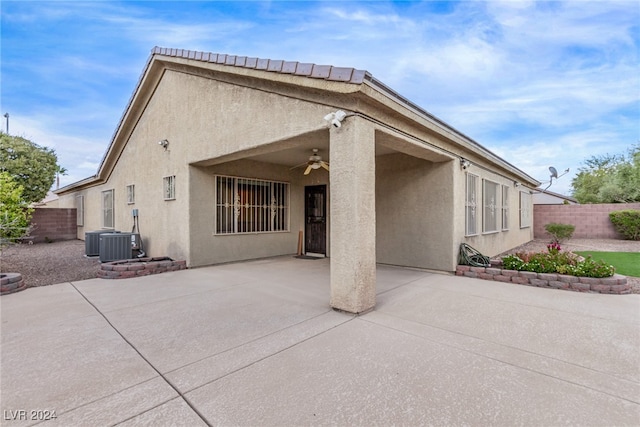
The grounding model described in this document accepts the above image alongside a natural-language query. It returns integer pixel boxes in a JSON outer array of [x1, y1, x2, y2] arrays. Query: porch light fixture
[[158, 139, 169, 149], [460, 158, 471, 170], [323, 110, 347, 128]]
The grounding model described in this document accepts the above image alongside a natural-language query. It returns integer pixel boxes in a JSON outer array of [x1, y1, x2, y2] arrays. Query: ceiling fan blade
[[320, 161, 330, 171], [304, 165, 313, 175], [290, 162, 308, 170]]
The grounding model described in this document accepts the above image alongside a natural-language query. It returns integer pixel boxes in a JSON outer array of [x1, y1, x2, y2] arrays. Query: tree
[[0, 133, 58, 203], [55, 165, 68, 190], [0, 172, 33, 246], [571, 145, 640, 204]]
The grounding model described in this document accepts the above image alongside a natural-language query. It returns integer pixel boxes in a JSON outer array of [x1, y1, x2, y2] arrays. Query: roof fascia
[[361, 76, 540, 187]]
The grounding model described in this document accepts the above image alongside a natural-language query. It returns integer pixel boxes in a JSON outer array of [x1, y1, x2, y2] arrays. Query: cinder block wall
[[29, 208, 77, 243], [534, 203, 640, 239]]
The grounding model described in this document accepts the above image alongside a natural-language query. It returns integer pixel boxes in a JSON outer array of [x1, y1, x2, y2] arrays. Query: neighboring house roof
[[56, 46, 540, 194], [31, 191, 59, 207], [533, 189, 578, 204]]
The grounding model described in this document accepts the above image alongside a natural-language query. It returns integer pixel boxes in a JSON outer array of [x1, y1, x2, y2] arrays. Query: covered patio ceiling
[[191, 126, 452, 170]]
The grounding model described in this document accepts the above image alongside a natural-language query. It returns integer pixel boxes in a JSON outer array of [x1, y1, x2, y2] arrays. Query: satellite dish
[[549, 166, 558, 179]]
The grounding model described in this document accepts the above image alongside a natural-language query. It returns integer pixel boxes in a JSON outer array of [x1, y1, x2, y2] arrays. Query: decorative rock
[[518, 271, 538, 280], [0, 273, 27, 296], [558, 274, 579, 283], [98, 257, 187, 279], [591, 284, 611, 293], [501, 269, 519, 277], [538, 273, 558, 281], [530, 279, 548, 287], [511, 276, 529, 285], [570, 283, 591, 292], [457, 265, 630, 295]]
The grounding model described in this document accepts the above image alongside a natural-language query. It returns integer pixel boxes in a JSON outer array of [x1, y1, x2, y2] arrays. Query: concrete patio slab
[[2, 256, 639, 426], [1, 284, 159, 426], [376, 275, 640, 383], [44, 377, 178, 427], [186, 317, 638, 426]]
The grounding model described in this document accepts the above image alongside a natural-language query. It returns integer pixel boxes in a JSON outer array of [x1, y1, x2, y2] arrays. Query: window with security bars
[[483, 180, 499, 233], [102, 189, 114, 228], [215, 176, 289, 234], [502, 185, 509, 230], [520, 191, 532, 228], [465, 173, 478, 236], [127, 184, 135, 204], [163, 176, 175, 200]]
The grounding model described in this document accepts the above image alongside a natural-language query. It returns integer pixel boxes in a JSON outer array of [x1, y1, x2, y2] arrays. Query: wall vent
[[99, 232, 133, 263]]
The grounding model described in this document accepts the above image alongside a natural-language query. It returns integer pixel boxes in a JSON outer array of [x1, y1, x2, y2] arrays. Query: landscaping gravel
[[1, 240, 100, 287], [1, 238, 638, 293]]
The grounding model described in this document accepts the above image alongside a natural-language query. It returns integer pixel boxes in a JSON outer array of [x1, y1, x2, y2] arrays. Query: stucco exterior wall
[[189, 159, 330, 267], [59, 69, 333, 265], [375, 152, 455, 271], [57, 56, 538, 273], [458, 168, 534, 260]]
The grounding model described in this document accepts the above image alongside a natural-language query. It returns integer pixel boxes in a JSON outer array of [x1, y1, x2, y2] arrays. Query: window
[[502, 185, 509, 230], [465, 173, 478, 236], [126, 184, 135, 204], [520, 191, 532, 228], [76, 195, 84, 227], [163, 176, 175, 200], [215, 175, 289, 234], [483, 179, 499, 233], [102, 189, 114, 228]]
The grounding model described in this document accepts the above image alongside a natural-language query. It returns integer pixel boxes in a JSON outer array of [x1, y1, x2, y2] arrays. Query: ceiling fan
[[292, 148, 330, 175]]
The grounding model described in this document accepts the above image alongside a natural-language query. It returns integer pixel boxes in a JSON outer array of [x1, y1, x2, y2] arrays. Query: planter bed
[[1, 273, 27, 295], [98, 257, 187, 279], [456, 261, 630, 294]]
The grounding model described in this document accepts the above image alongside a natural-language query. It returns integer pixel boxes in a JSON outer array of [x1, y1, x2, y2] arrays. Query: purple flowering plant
[[547, 242, 561, 255]]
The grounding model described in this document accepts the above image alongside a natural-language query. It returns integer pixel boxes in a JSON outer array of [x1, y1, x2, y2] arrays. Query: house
[[532, 189, 578, 205], [56, 47, 540, 314]]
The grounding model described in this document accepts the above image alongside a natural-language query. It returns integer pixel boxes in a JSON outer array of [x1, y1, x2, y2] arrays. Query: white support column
[[329, 116, 376, 314]]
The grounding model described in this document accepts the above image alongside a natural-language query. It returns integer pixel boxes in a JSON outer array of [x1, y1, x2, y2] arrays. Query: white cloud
[[2, 0, 637, 197], [10, 116, 109, 185]]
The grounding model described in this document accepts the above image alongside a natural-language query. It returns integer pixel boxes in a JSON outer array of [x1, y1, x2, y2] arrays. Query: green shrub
[[609, 209, 640, 240], [0, 172, 33, 246], [544, 223, 576, 243], [556, 256, 615, 278], [502, 254, 524, 270], [501, 251, 613, 278]]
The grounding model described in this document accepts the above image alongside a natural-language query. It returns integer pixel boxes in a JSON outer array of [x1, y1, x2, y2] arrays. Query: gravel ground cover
[[1, 238, 638, 293], [1, 240, 100, 287]]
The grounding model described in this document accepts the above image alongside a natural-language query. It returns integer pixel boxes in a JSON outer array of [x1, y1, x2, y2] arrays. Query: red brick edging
[[456, 265, 630, 294], [1, 273, 27, 295], [98, 257, 187, 279]]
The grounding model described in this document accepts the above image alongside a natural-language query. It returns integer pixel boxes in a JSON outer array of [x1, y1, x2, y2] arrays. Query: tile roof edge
[[151, 46, 371, 84]]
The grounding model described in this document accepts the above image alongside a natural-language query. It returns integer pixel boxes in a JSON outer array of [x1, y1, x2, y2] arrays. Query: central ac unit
[[99, 232, 133, 263], [85, 230, 119, 256]]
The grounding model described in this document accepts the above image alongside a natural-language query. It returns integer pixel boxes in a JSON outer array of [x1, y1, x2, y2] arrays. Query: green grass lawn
[[575, 252, 640, 277]]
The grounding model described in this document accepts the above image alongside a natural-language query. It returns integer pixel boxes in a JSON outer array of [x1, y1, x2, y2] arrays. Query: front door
[[305, 185, 326, 255]]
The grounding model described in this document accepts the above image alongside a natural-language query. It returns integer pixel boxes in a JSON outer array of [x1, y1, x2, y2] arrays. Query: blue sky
[[2, 1, 638, 195]]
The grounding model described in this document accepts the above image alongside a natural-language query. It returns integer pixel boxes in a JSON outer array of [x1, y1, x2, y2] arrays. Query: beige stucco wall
[[58, 59, 536, 272], [188, 159, 330, 267], [456, 167, 534, 261], [59, 68, 334, 264], [376, 152, 455, 271]]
